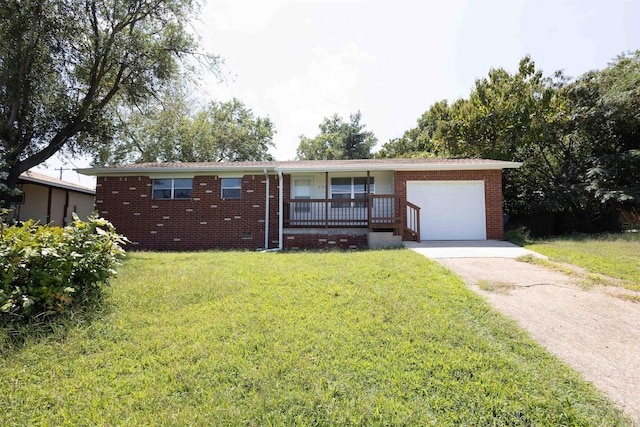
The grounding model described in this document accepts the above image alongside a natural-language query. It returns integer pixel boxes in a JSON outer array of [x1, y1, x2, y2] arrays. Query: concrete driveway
[[407, 240, 640, 424], [404, 240, 544, 259]]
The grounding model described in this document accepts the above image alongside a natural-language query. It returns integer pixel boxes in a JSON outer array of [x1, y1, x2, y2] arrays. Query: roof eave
[[20, 176, 96, 194], [276, 161, 523, 173], [76, 166, 277, 176], [78, 161, 523, 176]]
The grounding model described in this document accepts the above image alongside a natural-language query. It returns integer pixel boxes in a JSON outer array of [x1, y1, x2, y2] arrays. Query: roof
[[19, 171, 96, 195], [78, 158, 522, 176]]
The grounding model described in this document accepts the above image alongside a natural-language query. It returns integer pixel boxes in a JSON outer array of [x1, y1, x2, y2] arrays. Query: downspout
[[264, 168, 269, 250], [63, 190, 70, 226], [46, 187, 53, 224], [262, 169, 283, 252]]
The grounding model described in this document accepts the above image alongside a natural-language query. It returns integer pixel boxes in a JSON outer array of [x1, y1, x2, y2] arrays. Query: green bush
[[0, 213, 127, 323], [503, 227, 533, 246]]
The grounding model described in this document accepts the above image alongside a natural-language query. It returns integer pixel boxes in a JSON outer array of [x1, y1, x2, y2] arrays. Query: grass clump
[[525, 233, 640, 291], [610, 293, 640, 303], [504, 227, 534, 246], [516, 254, 585, 279], [477, 280, 517, 294], [0, 250, 632, 426], [516, 254, 576, 275], [516, 254, 629, 290]]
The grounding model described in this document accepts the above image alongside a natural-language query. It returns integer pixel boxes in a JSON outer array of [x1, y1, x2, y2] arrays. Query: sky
[[38, 0, 639, 187]]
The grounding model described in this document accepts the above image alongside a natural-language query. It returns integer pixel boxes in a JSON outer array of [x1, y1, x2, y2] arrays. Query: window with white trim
[[221, 178, 242, 199], [152, 179, 192, 199], [331, 177, 374, 208]]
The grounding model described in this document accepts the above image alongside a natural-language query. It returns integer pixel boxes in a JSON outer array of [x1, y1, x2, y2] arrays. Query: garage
[[406, 180, 487, 240]]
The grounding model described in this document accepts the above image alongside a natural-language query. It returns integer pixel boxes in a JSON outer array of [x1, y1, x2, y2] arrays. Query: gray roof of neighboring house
[[78, 158, 522, 176], [19, 171, 96, 195]]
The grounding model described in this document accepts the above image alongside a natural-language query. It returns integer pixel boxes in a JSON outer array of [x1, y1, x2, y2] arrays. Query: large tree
[[0, 0, 214, 208], [94, 94, 275, 165], [296, 111, 377, 160], [377, 52, 640, 232], [376, 100, 451, 159], [564, 52, 640, 209]]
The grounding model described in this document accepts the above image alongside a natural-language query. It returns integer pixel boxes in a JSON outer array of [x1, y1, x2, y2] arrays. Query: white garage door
[[406, 181, 486, 240]]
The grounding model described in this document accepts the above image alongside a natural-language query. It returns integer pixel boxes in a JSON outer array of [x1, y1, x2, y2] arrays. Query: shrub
[[503, 227, 533, 246], [0, 213, 127, 323]]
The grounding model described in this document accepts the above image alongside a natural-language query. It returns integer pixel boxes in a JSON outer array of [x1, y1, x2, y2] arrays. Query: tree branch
[[17, 121, 88, 173]]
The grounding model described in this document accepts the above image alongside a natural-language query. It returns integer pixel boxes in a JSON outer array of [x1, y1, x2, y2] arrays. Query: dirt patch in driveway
[[437, 257, 640, 425]]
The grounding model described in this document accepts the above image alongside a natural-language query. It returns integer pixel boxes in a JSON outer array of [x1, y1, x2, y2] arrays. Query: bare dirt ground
[[436, 257, 640, 425]]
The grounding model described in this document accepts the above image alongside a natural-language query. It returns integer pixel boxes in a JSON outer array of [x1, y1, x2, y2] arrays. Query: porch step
[[368, 231, 402, 249]]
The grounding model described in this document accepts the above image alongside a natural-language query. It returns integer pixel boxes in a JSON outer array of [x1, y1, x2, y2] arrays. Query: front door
[[291, 177, 313, 224]]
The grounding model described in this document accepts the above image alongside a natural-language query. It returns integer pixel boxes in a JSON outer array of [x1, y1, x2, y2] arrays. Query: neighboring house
[[78, 158, 522, 250], [10, 171, 96, 226]]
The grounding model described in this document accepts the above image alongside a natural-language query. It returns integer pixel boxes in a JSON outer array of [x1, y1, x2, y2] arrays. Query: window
[[221, 178, 242, 199], [152, 179, 192, 199], [331, 177, 374, 208]]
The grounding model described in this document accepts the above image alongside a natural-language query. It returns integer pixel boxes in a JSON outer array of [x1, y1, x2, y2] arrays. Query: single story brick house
[[10, 171, 95, 226], [78, 158, 521, 250]]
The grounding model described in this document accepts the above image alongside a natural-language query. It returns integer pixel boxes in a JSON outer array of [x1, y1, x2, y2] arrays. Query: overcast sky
[[39, 0, 639, 186]]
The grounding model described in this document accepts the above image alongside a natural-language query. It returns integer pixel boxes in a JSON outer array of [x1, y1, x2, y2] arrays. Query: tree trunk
[[0, 162, 22, 210]]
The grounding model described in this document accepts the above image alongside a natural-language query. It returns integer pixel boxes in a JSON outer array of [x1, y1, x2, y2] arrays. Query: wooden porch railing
[[284, 195, 420, 241], [404, 200, 421, 241]]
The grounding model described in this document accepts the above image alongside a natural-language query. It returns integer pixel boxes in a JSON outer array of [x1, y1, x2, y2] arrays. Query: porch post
[[264, 168, 270, 249], [366, 171, 371, 230], [278, 170, 283, 250], [325, 172, 329, 229]]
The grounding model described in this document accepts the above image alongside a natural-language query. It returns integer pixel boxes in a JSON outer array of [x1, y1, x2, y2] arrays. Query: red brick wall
[[394, 170, 504, 239], [96, 174, 280, 251], [96, 169, 506, 250], [283, 174, 291, 200], [283, 232, 367, 249]]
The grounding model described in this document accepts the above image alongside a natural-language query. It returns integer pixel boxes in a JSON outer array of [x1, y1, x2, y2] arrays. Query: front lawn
[[0, 250, 631, 425], [526, 233, 640, 287]]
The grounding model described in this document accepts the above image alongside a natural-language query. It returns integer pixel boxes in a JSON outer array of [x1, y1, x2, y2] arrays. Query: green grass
[[525, 233, 640, 290], [477, 280, 517, 294], [0, 250, 632, 426], [611, 293, 640, 303]]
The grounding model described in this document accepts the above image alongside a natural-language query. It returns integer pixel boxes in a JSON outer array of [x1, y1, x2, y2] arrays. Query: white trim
[[77, 166, 272, 176], [276, 162, 521, 173], [330, 176, 375, 198], [77, 160, 523, 176], [151, 178, 193, 200]]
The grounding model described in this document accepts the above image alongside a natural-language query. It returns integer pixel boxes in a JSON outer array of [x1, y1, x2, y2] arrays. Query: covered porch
[[283, 194, 420, 241]]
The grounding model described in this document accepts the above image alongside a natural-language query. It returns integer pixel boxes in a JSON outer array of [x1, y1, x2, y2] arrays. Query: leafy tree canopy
[[564, 52, 640, 207], [0, 0, 216, 207], [296, 111, 377, 160], [94, 91, 275, 165], [377, 52, 640, 230]]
